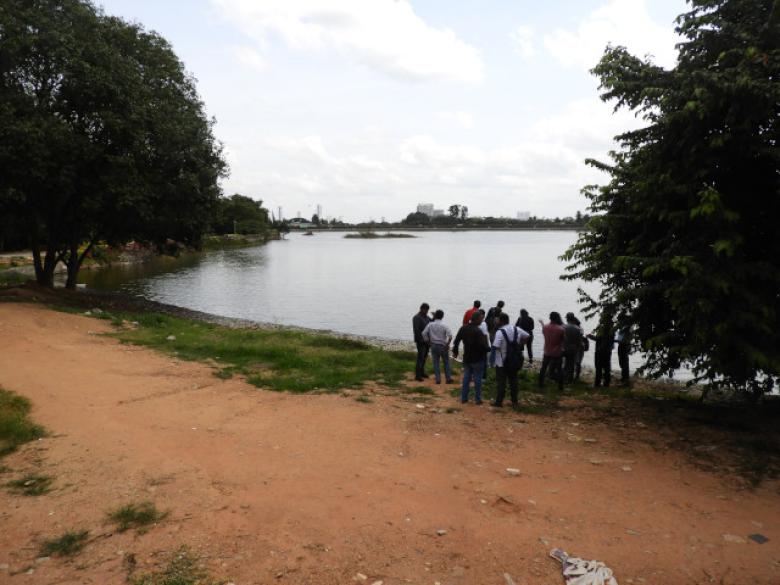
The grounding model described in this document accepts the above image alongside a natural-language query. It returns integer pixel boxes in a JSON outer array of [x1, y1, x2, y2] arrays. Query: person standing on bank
[[616, 327, 631, 386], [516, 308, 535, 364], [490, 313, 530, 408], [412, 303, 432, 381], [477, 308, 490, 381], [538, 312, 565, 390], [485, 300, 505, 342], [453, 312, 490, 405], [563, 312, 585, 383], [587, 312, 614, 388], [463, 300, 481, 326], [422, 309, 454, 384]]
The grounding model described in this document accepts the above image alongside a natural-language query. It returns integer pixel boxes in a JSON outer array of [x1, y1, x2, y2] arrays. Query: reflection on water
[[80, 231, 654, 373]]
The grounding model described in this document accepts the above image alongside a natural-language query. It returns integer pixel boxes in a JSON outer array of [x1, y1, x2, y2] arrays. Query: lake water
[[80, 230, 646, 372]]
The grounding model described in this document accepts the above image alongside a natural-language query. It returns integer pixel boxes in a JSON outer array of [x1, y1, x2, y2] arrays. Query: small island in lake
[[344, 232, 416, 239]]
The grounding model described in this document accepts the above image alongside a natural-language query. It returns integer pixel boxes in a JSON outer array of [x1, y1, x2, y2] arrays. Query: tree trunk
[[31, 242, 45, 284], [65, 240, 93, 290], [65, 242, 79, 289], [32, 242, 58, 288]]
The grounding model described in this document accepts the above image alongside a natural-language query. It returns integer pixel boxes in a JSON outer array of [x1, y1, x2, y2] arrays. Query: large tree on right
[[563, 0, 780, 398]]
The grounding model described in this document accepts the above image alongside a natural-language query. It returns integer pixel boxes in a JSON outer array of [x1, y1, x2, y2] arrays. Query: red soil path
[[0, 303, 777, 584]]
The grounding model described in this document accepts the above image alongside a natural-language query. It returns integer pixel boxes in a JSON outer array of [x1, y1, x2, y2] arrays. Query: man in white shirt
[[422, 309, 454, 384], [490, 313, 530, 408], [477, 309, 490, 381]]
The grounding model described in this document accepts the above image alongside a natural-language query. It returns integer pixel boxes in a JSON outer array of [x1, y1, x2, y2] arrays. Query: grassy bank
[[202, 233, 276, 250], [0, 387, 45, 458], [82, 310, 415, 393]]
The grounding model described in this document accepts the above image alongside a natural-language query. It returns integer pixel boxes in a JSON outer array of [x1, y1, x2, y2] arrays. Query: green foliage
[[0, 387, 45, 457], [0, 0, 226, 288], [108, 501, 168, 532], [131, 547, 221, 585], [40, 530, 90, 557], [401, 211, 431, 226], [563, 0, 780, 397], [6, 473, 53, 496], [107, 312, 415, 392], [212, 194, 269, 235]]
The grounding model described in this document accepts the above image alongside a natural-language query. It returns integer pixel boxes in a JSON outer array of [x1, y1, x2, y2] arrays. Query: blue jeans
[[430, 344, 451, 383], [461, 359, 486, 403]]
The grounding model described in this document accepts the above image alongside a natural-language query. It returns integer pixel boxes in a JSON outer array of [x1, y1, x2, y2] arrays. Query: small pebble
[[436, 529, 447, 536], [722, 534, 747, 544]]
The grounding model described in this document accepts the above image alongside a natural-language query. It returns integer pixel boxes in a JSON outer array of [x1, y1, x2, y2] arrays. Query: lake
[[80, 230, 646, 372]]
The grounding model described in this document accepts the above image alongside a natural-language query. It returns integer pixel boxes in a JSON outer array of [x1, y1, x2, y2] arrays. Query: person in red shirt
[[538, 311, 565, 390], [462, 300, 481, 326]]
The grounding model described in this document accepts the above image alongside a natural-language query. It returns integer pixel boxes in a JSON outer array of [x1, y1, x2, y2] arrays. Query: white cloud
[[233, 45, 268, 72], [212, 0, 484, 83], [543, 0, 680, 70], [221, 93, 647, 221], [435, 110, 475, 129], [510, 25, 535, 60]]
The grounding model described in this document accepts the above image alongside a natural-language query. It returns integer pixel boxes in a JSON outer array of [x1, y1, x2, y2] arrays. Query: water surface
[[81, 230, 648, 371]]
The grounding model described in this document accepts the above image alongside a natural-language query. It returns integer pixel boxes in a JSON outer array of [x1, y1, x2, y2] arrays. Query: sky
[[96, 0, 689, 222]]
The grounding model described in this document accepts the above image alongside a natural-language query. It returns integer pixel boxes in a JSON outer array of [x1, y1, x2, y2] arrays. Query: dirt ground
[[0, 303, 778, 585]]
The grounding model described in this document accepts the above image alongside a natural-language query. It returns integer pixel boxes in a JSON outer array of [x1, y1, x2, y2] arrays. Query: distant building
[[288, 217, 315, 229], [516, 211, 531, 221], [416, 203, 445, 217]]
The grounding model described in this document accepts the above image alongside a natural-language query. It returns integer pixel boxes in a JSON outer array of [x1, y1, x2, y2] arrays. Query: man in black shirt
[[412, 303, 432, 381], [453, 312, 490, 404], [485, 300, 505, 342], [563, 312, 584, 384], [516, 308, 534, 364]]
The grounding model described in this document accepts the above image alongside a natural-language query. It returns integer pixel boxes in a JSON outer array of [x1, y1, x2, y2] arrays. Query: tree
[[213, 194, 269, 235], [460, 206, 468, 221], [562, 0, 780, 397], [402, 212, 431, 226], [0, 0, 226, 288], [448, 204, 460, 219]]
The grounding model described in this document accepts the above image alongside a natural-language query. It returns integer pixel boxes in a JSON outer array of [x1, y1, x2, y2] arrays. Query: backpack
[[500, 327, 523, 372]]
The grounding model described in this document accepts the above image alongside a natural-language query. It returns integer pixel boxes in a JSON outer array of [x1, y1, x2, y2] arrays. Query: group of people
[[412, 300, 631, 408]]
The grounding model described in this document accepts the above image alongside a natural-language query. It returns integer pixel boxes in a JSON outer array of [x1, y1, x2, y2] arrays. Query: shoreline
[[0, 300, 778, 585], [1, 284, 418, 352]]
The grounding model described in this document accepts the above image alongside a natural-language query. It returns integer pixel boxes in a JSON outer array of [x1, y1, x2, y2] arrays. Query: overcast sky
[[97, 0, 687, 222]]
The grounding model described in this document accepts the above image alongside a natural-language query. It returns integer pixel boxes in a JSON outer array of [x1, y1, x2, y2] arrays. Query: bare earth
[[0, 303, 778, 585]]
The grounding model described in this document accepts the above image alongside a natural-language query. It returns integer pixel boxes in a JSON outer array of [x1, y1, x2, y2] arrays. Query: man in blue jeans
[[452, 312, 490, 404], [422, 309, 454, 384]]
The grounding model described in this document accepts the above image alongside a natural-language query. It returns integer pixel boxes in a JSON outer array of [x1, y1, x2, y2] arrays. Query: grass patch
[[40, 530, 89, 557], [131, 547, 221, 585], [0, 271, 28, 287], [101, 311, 415, 393], [108, 501, 168, 532], [0, 387, 45, 457], [6, 473, 53, 496], [402, 386, 435, 395]]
